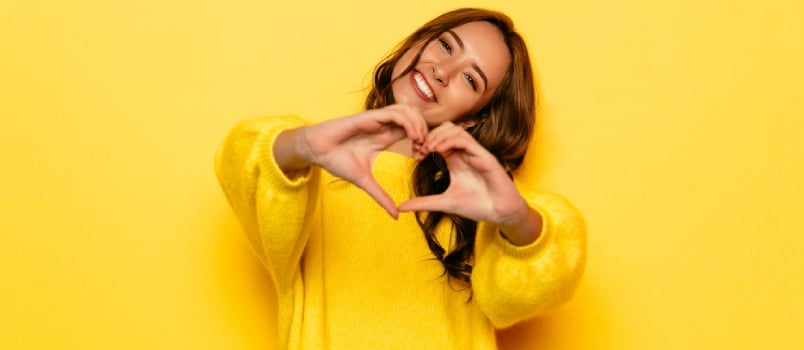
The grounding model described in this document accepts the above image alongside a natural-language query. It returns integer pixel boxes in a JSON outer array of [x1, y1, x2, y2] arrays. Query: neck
[[386, 139, 414, 157]]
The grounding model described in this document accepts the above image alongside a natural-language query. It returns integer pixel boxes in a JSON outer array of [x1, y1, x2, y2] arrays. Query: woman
[[215, 8, 586, 349]]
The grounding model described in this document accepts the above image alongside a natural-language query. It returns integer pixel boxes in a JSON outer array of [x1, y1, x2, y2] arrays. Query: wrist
[[274, 127, 314, 171], [498, 201, 543, 246]]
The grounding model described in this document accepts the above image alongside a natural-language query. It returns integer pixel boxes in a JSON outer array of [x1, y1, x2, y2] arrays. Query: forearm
[[498, 202, 543, 246], [215, 115, 321, 287], [273, 127, 313, 172], [473, 191, 586, 328]]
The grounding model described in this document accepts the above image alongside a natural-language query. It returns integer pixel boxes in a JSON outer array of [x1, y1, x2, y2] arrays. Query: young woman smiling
[[215, 8, 586, 349]]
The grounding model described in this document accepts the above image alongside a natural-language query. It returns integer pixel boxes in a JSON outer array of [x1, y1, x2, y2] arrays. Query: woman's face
[[391, 21, 512, 127]]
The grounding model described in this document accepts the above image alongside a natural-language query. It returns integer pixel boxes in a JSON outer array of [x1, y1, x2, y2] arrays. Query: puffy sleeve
[[214, 115, 320, 291], [472, 179, 587, 328]]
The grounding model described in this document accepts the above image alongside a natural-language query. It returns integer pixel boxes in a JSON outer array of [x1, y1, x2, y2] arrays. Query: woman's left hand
[[398, 122, 529, 229]]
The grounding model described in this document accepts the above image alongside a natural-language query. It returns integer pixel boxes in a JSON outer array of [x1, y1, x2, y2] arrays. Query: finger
[[378, 109, 417, 141], [389, 104, 427, 143], [418, 113, 428, 144], [434, 133, 499, 170], [421, 123, 446, 152], [385, 124, 408, 146], [352, 111, 399, 138], [431, 133, 474, 154], [375, 107, 422, 144], [398, 194, 454, 213], [354, 175, 399, 219], [408, 105, 429, 144], [412, 142, 428, 160], [394, 112, 423, 143], [424, 122, 463, 153], [425, 120, 455, 138]]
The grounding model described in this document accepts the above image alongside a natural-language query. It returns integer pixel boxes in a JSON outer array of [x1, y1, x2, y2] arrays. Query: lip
[[409, 70, 437, 103]]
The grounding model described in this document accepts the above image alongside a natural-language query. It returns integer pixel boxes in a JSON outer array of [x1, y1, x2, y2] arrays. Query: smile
[[410, 70, 436, 102]]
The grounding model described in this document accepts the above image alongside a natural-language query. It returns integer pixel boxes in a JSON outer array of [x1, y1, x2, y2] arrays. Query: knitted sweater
[[214, 115, 587, 349]]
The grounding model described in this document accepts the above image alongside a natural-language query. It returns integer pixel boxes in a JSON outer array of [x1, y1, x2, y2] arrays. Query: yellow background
[[2, 0, 802, 348]]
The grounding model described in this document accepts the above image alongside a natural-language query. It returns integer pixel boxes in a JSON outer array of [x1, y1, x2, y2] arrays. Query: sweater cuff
[[258, 115, 314, 190], [494, 202, 551, 259]]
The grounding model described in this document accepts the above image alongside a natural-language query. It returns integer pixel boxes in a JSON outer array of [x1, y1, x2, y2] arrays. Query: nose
[[432, 60, 460, 86]]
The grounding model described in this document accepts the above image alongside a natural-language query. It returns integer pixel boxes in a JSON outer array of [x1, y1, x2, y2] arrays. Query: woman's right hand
[[273, 104, 428, 218]]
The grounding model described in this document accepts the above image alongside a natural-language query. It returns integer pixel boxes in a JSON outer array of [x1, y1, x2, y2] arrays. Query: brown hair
[[365, 8, 536, 287]]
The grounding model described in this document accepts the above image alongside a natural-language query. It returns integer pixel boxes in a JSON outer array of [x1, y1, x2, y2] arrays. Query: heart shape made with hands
[[301, 104, 521, 224], [358, 122, 519, 225]]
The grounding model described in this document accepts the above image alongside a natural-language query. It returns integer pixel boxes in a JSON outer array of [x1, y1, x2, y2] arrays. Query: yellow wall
[[2, 0, 802, 348]]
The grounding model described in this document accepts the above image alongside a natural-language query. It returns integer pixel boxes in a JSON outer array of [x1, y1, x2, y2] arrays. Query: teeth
[[414, 72, 434, 99]]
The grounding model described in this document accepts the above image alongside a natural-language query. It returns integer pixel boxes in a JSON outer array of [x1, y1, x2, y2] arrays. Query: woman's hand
[[398, 122, 542, 245], [274, 104, 428, 218]]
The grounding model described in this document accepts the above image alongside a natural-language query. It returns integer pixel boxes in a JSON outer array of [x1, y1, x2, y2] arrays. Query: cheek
[[419, 43, 442, 62], [444, 88, 482, 114], [391, 78, 416, 106], [420, 97, 474, 125], [391, 58, 408, 79], [392, 43, 427, 78]]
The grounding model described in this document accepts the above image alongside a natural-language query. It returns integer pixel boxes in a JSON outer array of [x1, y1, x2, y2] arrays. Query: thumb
[[354, 176, 399, 219], [398, 194, 453, 213]]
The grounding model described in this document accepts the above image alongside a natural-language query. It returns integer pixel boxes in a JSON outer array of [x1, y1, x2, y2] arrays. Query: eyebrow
[[446, 30, 489, 91]]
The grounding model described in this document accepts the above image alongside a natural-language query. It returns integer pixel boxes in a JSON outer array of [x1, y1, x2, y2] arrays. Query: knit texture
[[214, 115, 587, 349]]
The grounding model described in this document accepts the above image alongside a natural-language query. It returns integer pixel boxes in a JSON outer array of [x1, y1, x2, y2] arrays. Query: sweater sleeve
[[214, 115, 320, 291], [471, 179, 587, 329]]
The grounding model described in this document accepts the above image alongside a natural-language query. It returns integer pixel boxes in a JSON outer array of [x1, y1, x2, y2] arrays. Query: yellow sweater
[[214, 115, 587, 349]]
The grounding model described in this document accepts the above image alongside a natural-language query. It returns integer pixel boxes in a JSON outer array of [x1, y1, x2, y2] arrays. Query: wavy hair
[[365, 8, 536, 287]]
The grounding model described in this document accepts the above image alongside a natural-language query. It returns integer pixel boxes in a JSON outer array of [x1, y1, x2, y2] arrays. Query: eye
[[438, 38, 452, 55], [464, 73, 477, 91]]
